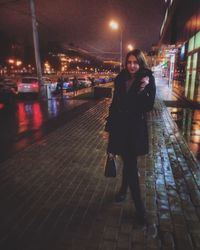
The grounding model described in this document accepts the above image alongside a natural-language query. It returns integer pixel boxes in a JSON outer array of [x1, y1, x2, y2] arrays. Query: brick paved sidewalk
[[0, 89, 200, 249]]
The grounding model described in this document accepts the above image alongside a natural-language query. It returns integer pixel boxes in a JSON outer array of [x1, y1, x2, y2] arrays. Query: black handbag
[[104, 156, 117, 177]]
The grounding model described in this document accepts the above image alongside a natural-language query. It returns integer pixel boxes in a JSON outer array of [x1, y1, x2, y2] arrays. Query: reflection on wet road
[[0, 97, 87, 162], [168, 107, 200, 162], [156, 77, 200, 164], [18, 102, 42, 133]]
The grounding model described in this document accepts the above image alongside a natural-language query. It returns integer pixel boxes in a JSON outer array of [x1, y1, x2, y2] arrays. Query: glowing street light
[[109, 20, 123, 71], [16, 60, 22, 66], [8, 59, 15, 64], [109, 20, 119, 30], [127, 44, 134, 51]]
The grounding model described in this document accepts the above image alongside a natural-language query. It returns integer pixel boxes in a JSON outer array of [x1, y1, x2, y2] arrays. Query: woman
[[104, 49, 156, 225]]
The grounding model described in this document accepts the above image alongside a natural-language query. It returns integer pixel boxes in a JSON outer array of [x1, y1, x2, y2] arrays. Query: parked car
[[77, 77, 92, 88], [0, 78, 18, 105], [18, 76, 55, 97], [18, 76, 39, 96], [62, 78, 73, 91], [94, 77, 106, 84]]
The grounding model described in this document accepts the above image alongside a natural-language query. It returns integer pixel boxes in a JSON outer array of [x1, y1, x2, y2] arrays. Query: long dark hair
[[125, 49, 149, 70]]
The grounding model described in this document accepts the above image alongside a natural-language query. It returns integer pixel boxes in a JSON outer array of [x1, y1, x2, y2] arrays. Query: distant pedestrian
[[56, 74, 65, 94], [72, 76, 78, 96], [104, 49, 156, 227], [89, 77, 95, 87]]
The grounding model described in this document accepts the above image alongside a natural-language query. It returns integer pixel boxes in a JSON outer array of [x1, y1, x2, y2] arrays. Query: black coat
[[105, 68, 156, 156]]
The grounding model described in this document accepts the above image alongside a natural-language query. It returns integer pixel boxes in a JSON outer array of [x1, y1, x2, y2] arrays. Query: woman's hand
[[139, 76, 149, 91], [102, 132, 115, 158]]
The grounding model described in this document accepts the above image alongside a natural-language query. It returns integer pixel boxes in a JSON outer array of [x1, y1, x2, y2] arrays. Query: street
[[0, 77, 200, 249], [1, 78, 200, 166], [0, 90, 94, 162]]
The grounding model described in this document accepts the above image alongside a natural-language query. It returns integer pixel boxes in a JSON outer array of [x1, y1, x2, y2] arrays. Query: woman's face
[[127, 55, 140, 75]]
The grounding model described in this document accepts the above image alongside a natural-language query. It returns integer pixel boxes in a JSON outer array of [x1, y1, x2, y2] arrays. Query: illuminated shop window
[[190, 70, 197, 99], [188, 32, 200, 53], [191, 53, 197, 99], [187, 55, 191, 69], [188, 36, 195, 52], [194, 31, 200, 50], [185, 55, 191, 98], [185, 71, 190, 97], [192, 53, 198, 69], [190, 53, 198, 101], [197, 52, 200, 95], [183, 29, 200, 102]]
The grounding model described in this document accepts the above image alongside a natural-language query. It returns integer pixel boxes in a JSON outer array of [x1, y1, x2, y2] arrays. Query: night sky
[[0, 0, 165, 59]]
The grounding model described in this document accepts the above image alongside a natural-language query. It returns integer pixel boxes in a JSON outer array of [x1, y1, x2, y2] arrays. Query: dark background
[[0, 0, 165, 58]]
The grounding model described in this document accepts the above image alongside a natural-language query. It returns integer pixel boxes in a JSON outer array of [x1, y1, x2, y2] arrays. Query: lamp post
[[109, 20, 123, 71], [29, 0, 43, 88]]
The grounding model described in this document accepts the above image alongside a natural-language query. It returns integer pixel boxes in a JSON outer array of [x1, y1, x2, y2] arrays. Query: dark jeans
[[120, 152, 145, 215]]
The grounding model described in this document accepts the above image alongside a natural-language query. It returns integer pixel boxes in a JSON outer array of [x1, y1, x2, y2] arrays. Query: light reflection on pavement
[[167, 107, 200, 162], [0, 96, 88, 162], [15, 97, 87, 133], [155, 77, 200, 163]]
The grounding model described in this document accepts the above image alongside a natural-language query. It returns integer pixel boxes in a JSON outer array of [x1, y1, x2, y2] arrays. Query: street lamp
[[109, 20, 123, 71], [127, 44, 134, 51]]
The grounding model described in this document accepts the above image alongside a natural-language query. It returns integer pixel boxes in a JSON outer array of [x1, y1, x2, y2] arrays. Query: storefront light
[[191, 135, 200, 143], [193, 129, 200, 136]]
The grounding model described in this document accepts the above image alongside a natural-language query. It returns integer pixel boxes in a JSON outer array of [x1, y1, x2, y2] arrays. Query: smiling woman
[[104, 48, 156, 227]]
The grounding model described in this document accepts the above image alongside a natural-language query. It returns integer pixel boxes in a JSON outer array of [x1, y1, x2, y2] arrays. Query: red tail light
[[31, 82, 39, 88], [0, 103, 5, 109]]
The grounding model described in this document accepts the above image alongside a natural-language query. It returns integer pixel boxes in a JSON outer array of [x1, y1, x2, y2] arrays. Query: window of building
[[194, 31, 200, 50], [188, 36, 195, 52], [190, 56, 197, 99]]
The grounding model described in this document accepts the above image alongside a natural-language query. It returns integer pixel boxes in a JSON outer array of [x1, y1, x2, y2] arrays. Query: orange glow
[[193, 110, 200, 119], [171, 108, 178, 112], [109, 20, 119, 30], [189, 142, 199, 154], [16, 60, 22, 66], [191, 135, 200, 143], [127, 44, 134, 51], [192, 124, 200, 131], [194, 129, 200, 136], [186, 15, 200, 31], [8, 59, 15, 64]]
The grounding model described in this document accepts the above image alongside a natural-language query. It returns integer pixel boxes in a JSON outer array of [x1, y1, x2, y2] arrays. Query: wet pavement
[[156, 78, 200, 164], [167, 107, 200, 162], [0, 77, 200, 250], [0, 89, 96, 162]]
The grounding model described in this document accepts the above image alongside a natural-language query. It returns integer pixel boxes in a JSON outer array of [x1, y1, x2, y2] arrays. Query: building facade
[[159, 0, 200, 103]]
